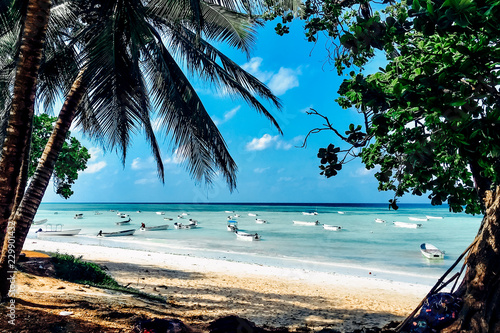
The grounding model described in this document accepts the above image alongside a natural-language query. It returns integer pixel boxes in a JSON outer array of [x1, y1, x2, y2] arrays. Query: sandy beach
[[14, 239, 432, 332]]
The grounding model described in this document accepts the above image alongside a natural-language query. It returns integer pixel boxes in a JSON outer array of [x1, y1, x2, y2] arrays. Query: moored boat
[[36, 224, 81, 237], [248, 213, 257, 216], [420, 243, 445, 259], [255, 218, 267, 224], [74, 213, 83, 219], [140, 224, 169, 231], [408, 217, 428, 222], [393, 221, 422, 229], [426, 215, 444, 220], [302, 211, 318, 216], [374, 218, 386, 223], [173, 221, 197, 229], [235, 231, 261, 241], [323, 224, 342, 231], [115, 218, 132, 225], [227, 220, 238, 232], [98, 229, 136, 237], [293, 220, 320, 226], [156, 212, 165, 215], [33, 219, 48, 225]]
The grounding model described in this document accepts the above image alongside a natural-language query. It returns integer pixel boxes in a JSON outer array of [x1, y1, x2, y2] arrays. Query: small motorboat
[[97, 229, 136, 237], [323, 224, 342, 231], [140, 224, 169, 231], [35, 224, 81, 237], [33, 219, 48, 225], [115, 218, 132, 225], [408, 217, 428, 222], [248, 213, 258, 217], [156, 212, 165, 215], [302, 211, 318, 216], [393, 221, 423, 229], [173, 222, 197, 229], [420, 243, 445, 259], [74, 213, 83, 219], [255, 218, 267, 224], [293, 220, 320, 226], [227, 220, 238, 232], [426, 215, 444, 220], [235, 231, 261, 241], [374, 218, 386, 223]]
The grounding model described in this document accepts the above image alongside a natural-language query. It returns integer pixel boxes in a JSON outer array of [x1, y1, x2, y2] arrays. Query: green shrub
[[51, 253, 119, 288]]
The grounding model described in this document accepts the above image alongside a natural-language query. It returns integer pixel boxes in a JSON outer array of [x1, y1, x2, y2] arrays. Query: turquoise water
[[30, 203, 481, 285]]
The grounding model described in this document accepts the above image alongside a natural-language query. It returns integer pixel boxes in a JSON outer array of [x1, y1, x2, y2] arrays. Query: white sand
[[23, 239, 432, 331]]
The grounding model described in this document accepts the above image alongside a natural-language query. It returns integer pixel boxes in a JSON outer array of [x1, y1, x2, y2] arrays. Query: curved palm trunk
[[441, 186, 500, 332], [0, 0, 51, 250], [0, 70, 85, 300]]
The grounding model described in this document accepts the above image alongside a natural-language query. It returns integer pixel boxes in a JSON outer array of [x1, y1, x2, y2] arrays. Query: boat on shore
[[33, 219, 48, 225], [35, 224, 81, 237], [235, 231, 261, 241], [115, 218, 132, 225], [323, 224, 342, 231], [98, 229, 136, 237], [420, 243, 445, 259], [255, 218, 267, 224], [374, 218, 386, 223], [293, 220, 320, 226], [393, 221, 423, 229], [140, 224, 169, 231]]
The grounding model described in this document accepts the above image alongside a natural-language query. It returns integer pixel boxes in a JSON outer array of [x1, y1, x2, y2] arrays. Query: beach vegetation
[[266, 0, 500, 331], [0, 0, 280, 301]]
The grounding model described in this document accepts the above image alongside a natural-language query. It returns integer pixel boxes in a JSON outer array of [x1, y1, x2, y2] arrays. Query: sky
[[41, 20, 428, 204]]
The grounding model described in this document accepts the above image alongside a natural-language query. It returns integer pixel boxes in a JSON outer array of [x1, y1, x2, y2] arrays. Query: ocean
[[30, 202, 481, 286]]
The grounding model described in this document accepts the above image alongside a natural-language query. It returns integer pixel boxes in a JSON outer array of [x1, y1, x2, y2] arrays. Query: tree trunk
[[0, 0, 51, 250], [441, 186, 500, 332], [0, 70, 84, 301]]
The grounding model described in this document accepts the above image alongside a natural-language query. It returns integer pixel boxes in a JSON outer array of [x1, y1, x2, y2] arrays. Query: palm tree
[[0, 0, 281, 299]]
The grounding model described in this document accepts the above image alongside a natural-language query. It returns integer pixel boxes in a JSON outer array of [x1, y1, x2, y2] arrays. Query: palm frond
[[166, 24, 283, 133], [144, 29, 238, 190]]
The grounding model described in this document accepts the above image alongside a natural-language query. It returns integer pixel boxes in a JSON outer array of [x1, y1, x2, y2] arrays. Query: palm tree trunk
[[0, 70, 84, 301], [0, 0, 51, 252]]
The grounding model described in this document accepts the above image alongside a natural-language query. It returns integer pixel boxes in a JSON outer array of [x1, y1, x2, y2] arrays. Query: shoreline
[[21, 239, 432, 331]]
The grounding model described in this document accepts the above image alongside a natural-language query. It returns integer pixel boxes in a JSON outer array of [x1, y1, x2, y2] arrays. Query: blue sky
[[42, 21, 427, 204]]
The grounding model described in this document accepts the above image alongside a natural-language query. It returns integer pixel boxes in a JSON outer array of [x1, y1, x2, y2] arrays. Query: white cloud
[[246, 134, 278, 151], [134, 177, 157, 185], [254, 167, 270, 173], [245, 134, 299, 151], [88, 147, 103, 162], [351, 167, 376, 177], [268, 67, 300, 95], [83, 161, 107, 174], [213, 106, 241, 126], [241, 57, 273, 82], [278, 177, 293, 182], [131, 157, 155, 170], [241, 57, 300, 96]]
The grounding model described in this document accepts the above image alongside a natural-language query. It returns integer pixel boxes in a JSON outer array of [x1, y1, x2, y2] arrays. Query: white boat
[[426, 215, 444, 220], [393, 221, 422, 229], [225, 210, 234, 213], [119, 213, 129, 218], [35, 224, 81, 237], [227, 220, 238, 232], [337, 211, 345, 214], [293, 220, 320, 226], [140, 224, 169, 231], [98, 229, 136, 237], [408, 217, 428, 221], [234, 214, 240, 217], [173, 222, 197, 229], [164, 217, 173, 221], [33, 219, 48, 225], [235, 231, 261, 241], [374, 218, 386, 223], [248, 213, 258, 216], [181, 212, 189, 216], [302, 211, 318, 216], [156, 212, 165, 215], [323, 224, 342, 231], [74, 213, 83, 219], [115, 218, 132, 225], [255, 218, 267, 224], [420, 243, 445, 259]]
